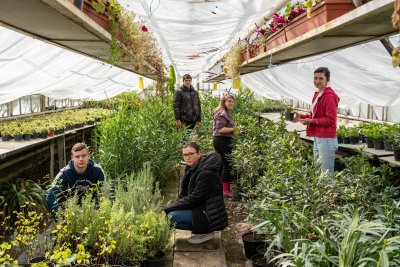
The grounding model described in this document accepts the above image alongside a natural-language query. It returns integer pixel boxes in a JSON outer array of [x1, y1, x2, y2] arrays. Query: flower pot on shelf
[[393, 146, 400, 161], [284, 111, 294, 121], [265, 28, 286, 50], [285, 0, 355, 41], [242, 50, 251, 61], [373, 140, 384, 150], [23, 134, 32, 141], [337, 136, 343, 143], [384, 141, 393, 151], [14, 134, 23, 141], [366, 138, 374, 148], [82, 0, 110, 32], [343, 137, 350, 144], [1, 135, 11, 141], [349, 137, 359, 144]]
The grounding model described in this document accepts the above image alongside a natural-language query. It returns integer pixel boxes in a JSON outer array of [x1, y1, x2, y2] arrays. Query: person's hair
[[71, 143, 89, 155], [183, 141, 200, 152], [182, 74, 192, 82], [213, 94, 234, 115], [314, 67, 330, 81]]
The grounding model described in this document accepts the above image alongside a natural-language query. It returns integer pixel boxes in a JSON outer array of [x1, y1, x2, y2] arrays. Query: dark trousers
[[213, 136, 233, 183], [182, 120, 196, 129]]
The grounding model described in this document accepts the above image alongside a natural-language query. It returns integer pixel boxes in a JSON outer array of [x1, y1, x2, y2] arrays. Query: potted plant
[[392, 135, 400, 161], [346, 127, 359, 144], [284, 107, 294, 121], [241, 230, 267, 260], [1, 126, 12, 141], [336, 125, 346, 143], [222, 43, 247, 79]]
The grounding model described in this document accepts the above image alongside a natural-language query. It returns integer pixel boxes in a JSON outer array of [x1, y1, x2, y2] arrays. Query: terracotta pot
[[82, 0, 110, 32], [265, 28, 286, 50], [285, 0, 355, 41], [242, 50, 251, 61]]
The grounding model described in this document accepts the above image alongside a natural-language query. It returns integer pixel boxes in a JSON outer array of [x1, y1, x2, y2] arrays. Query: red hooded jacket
[[300, 87, 339, 138]]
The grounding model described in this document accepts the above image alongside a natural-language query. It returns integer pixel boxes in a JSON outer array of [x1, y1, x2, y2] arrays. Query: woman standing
[[213, 95, 237, 197], [293, 67, 340, 176]]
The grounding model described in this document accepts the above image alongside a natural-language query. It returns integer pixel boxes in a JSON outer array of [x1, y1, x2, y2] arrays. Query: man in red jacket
[[293, 67, 340, 176]]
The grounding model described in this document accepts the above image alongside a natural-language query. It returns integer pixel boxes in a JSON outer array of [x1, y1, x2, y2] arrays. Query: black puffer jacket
[[164, 152, 228, 234], [173, 85, 201, 123]]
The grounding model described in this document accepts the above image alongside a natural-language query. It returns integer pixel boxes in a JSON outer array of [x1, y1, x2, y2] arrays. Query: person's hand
[[195, 121, 201, 128], [176, 120, 182, 129], [299, 118, 313, 125], [292, 112, 301, 122], [233, 126, 241, 134]]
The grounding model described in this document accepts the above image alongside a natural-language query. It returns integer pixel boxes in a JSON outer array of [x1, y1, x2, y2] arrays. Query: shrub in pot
[[284, 107, 294, 121]]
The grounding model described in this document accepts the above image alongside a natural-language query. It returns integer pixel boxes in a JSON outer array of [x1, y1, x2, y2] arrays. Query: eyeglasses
[[183, 152, 197, 158]]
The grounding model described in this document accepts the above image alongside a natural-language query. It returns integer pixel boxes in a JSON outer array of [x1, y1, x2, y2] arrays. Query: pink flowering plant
[[268, 2, 306, 33]]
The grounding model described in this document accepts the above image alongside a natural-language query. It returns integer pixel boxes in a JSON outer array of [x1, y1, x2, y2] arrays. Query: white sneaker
[[187, 233, 214, 244]]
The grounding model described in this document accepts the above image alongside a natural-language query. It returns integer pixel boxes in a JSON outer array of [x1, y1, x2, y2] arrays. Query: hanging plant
[[168, 65, 176, 94], [222, 43, 247, 79], [91, 0, 166, 79]]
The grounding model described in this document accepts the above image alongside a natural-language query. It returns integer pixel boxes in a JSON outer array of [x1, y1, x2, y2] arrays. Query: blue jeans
[[313, 137, 338, 176], [167, 210, 192, 230]]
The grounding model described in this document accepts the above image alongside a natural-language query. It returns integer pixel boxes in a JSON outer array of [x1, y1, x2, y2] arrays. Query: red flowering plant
[[267, 2, 306, 33]]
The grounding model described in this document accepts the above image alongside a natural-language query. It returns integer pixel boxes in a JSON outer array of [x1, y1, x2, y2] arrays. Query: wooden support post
[[57, 136, 66, 170], [50, 139, 55, 179]]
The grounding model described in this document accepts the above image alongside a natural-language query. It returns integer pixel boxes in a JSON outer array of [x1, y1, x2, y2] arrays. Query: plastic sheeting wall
[[0, 26, 153, 105]]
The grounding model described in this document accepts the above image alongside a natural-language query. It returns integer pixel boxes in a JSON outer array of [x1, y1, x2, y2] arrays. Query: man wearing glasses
[[173, 74, 202, 129], [164, 142, 228, 244]]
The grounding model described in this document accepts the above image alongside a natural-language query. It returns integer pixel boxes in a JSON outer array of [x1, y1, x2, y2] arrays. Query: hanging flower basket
[[285, 0, 355, 41]]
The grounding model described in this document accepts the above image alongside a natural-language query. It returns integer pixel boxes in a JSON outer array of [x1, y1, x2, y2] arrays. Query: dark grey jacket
[[164, 152, 228, 234], [173, 85, 201, 123]]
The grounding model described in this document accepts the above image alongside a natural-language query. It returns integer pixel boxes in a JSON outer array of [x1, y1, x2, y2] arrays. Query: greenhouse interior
[[1, 0, 400, 266]]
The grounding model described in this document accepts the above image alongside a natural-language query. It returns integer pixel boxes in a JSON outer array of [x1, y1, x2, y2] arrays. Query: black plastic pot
[[373, 140, 384, 150], [1, 135, 11, 141], [232, 188, 242, 201], [242, 232, 266, 259], [337, 136, 343, 143], [256, 244, 267, 255], [88, 120, 95, 125], [366, 138, 374, 148], [284, 111, 294, 121], [40, 132, 48, 139], [140, 251, 166, 267], [251, 254, 273, 267], [14, 134, 23, 141], [23, 134, 32, 141], [393, 146, 400, 161], [349, 136, 360, 145], [343, 137, 350, 144], [384, 141, 393, 151], [359, 134, 366, 143], [32, 132, 39, 139], [349, 137, 359, 144]]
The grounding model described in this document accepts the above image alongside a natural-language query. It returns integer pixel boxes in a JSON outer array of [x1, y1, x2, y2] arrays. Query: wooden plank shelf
[[259, 113, 307, 132], [0, 124, 96, 181], [379, 156, 400, 167]]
